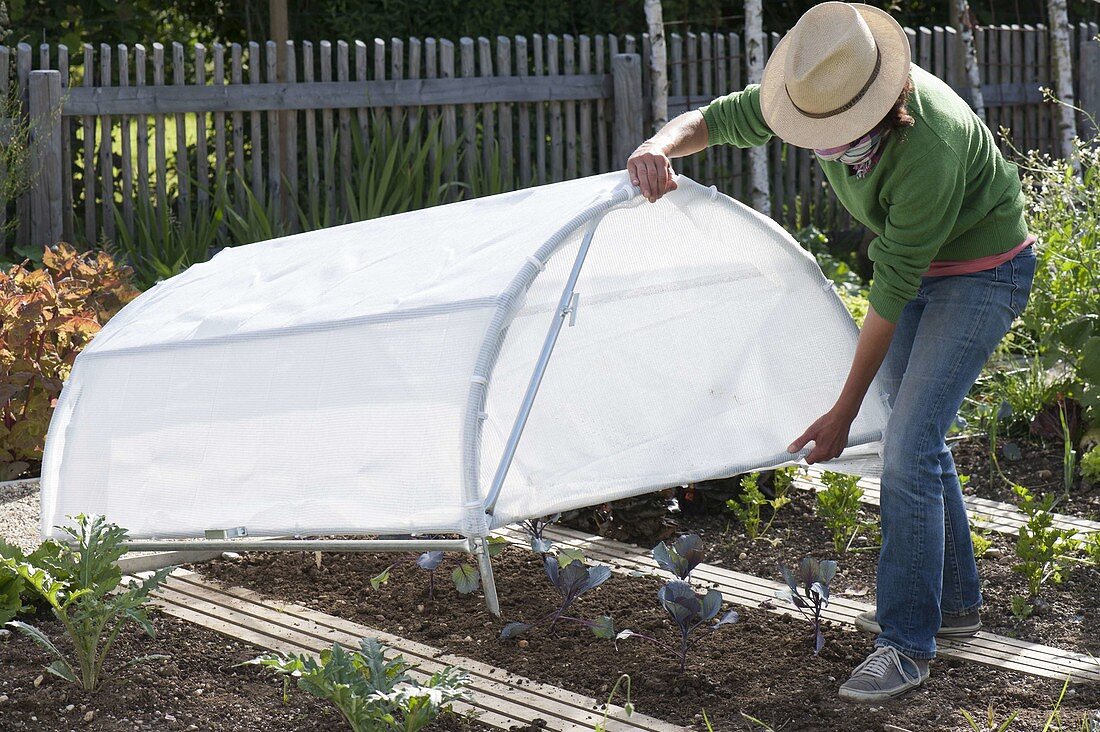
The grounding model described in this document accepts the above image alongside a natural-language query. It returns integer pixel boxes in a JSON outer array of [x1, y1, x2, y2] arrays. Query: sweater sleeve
[[867, 141, 966, 323], [699, 85, 774, 148]]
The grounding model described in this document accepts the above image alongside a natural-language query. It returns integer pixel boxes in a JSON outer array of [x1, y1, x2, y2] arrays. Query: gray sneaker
[[854, 609, 981, 638], [839, 646, 930, 702]]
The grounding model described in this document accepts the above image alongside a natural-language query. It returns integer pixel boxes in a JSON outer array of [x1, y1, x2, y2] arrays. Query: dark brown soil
[[671, 488, 1100, 653], [199, 546, 1100, 732], [0, 611, 489, 731], [952, 435, 1100, 520]]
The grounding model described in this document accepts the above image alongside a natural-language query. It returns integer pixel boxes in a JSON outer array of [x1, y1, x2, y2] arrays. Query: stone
[[517, 639, 529, 649], [34, 674, 44, 688], [221, 552, 241, 560], [1037, 469, 1053, 480], [65, 704, 75, 712], [737, 551, 747, 560], [0, 694, 8, 703], [84, 711, 95, 723]]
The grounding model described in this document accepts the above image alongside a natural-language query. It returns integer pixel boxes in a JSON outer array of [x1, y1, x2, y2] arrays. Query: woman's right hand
[[627, 141, 678, 203]]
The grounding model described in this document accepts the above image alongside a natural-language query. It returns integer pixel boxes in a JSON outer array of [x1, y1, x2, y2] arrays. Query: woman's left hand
[[788, 406, 856, 464]]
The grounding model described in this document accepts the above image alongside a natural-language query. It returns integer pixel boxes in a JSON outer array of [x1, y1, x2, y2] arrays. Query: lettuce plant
[[775, 557, 836, 655], [1, 514, 171, 690], [500, 554, 612, 639], [247, 637, 469, 732]]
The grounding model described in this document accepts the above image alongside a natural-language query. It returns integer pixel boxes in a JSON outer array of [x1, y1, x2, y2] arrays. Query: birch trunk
[[644, 0, 668, 133], [953, 0, 985, 119], [1046, 0, 1078, 159], [745, 0, 770, 216]]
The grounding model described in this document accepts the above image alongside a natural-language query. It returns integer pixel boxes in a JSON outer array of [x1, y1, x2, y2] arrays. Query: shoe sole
[[839, 674, 928, 703], [853, 615, 981, 638]]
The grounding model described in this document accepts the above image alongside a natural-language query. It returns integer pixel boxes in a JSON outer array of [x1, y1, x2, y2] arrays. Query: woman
[[628, 2, 1035, 702]]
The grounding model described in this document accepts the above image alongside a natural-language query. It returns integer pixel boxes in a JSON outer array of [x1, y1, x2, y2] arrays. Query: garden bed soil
[[669, 490, 1100, 654], [952, 435, 1100, 520], [199, 547, 1100, 732], [0, 611, 491, 732]]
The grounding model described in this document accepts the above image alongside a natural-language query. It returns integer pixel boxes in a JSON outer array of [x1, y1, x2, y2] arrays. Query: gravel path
[[0, 479, 41, 552]]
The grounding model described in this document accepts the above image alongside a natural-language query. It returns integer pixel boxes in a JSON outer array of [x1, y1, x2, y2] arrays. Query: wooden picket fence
[[2, 22, 1098, 256]]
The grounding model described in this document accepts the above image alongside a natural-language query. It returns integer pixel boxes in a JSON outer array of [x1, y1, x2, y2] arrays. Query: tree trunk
[[745, 0, 770, 216], [644, 0, 668, 133], [1046, 0, 1078, 159], [953, 0, 985, 119]]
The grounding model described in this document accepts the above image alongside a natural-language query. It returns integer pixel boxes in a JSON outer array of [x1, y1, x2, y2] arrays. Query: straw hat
[[760, 2, 911, 149]]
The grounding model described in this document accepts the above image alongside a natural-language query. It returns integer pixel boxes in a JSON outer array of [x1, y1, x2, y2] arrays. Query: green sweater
[[699, 65, 1028, 323]]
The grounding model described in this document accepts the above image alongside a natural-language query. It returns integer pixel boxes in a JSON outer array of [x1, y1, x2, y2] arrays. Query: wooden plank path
[[493, 525, 1100, 684], [798, 466, 1100, 541], [149, 568, 687, 732]]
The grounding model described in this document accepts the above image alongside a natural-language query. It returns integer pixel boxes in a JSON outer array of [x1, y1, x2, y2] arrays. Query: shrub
[[815, 471, 865, 553], [0, 244, 138, 479], [1, 514, 171, 691], [1015, 132, 1100, 423], [247, 637, 469, 732], [1081, 446, 1100, 485]]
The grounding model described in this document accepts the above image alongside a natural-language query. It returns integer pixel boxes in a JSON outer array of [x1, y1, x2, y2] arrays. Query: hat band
[[785, 46, 882, 120]]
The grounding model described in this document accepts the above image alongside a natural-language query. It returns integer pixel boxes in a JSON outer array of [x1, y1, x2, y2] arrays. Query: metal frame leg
[[473, 537, 501, 617]]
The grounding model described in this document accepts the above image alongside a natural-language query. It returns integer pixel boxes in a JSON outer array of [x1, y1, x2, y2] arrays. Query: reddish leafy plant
[[0, 244, 138, 479]]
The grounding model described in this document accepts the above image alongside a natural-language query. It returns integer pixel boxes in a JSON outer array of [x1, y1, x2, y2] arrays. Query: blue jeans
[[873, 245, 1036, 660]]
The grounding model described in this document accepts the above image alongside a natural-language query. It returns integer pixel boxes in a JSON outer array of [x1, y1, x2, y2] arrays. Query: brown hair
[[881, 78, 915, 132]]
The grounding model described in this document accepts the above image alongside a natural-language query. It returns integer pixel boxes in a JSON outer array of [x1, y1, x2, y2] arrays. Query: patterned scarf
[[815, 127, 888, 178]]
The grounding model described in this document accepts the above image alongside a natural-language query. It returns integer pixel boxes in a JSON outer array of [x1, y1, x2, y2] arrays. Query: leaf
[[589, 615, 615, 639], [810, 581, 830, 607], [699, 589, 723, 623], [6, 620, 66, 662], [500, 622, 531, 640], [615, 629, 638, 641], [814, 629, 826, 655], [486, 536, 508, 557], [530, 537, 554, 555], [416, 551, 443, 571], [556, 547, 585, 567], [46, 659, 78, 683], [370, 568, 391, 590], [715, 609, 740, 628], [1081, 337, 1100, 383], [451, 563, 479, 594]]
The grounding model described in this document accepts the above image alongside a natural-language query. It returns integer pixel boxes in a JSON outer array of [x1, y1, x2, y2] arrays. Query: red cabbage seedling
[[775, 558, 836, 655], [519, 513, 562, 554], [652, 534, 705, 580], [501, 554, 613, 639], [617, 534, 738, 673]]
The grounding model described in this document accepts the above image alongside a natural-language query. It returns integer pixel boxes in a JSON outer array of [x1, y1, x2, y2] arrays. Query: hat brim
[[760, 4, 911, 150]]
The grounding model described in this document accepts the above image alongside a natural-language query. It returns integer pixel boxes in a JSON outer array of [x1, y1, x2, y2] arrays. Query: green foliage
[[970, 530, 993, 560], [593, 674, 634, 732], [1, 244, 139, 476], [1010, 486, 1078, 619], [959, 703, 1020, 732], [814, 471, 864, 553], [977, 359, 1073, 438], [246, 637, 469, 732], [728, 473, 766, 540], [0, 88, 32, 257], [1080, 446, 1100, 485], [110, 194, 222, 290], [1083, 532, 1100, 569], [726, 468, 795, 541], [1, 514, 172, 691], [1016, 135, 1100, 422]]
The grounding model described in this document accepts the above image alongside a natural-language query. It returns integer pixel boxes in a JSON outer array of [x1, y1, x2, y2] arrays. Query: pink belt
[[925, 235, 1035, 277]]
